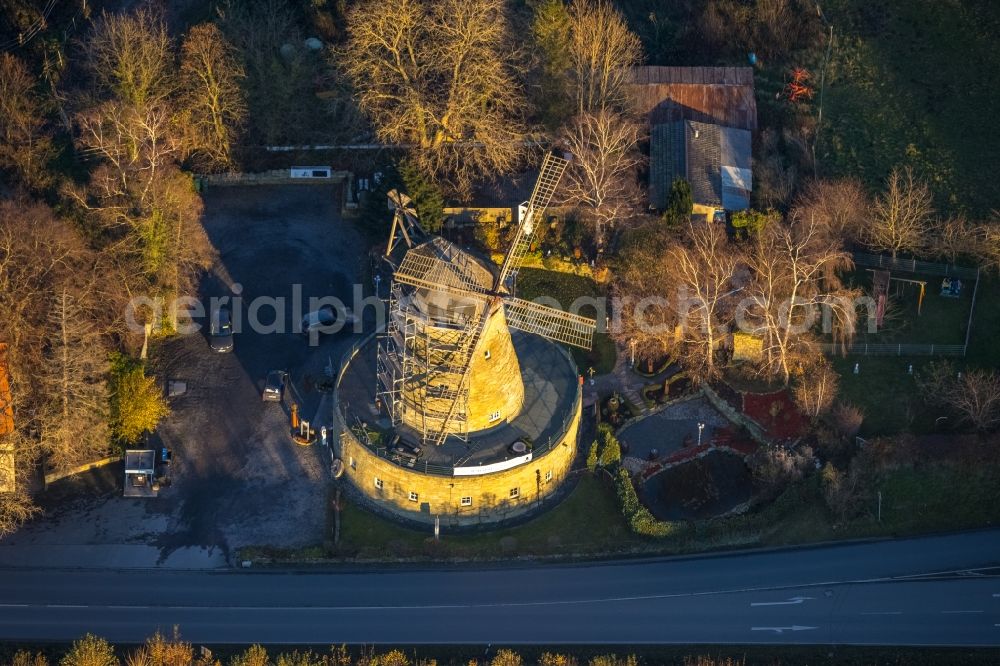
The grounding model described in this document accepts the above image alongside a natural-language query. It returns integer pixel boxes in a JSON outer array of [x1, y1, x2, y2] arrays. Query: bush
[[748, 444, 815, 502], [398, 158, 445, 232], [586, 441, 598, 472], [614, 467, 675, 538], [108, 353, 169, 445], [830, 402, 864, 438], [596, 424, 621, 467]]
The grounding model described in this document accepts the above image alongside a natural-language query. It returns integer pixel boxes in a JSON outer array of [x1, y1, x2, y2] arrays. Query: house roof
[[0, 344, 13, 439], [629, 66, 758, 131], [0, 344, 15, 493], [650, 120, 752, 210]]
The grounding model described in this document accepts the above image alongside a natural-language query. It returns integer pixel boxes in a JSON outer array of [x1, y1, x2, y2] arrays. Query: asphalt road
[[1, 530, 999, 646]]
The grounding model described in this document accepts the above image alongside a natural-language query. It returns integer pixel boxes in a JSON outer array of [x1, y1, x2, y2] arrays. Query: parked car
[[262, 370, 286, 402], [301, 304, 357, 337], [209, 305, 234, 352]]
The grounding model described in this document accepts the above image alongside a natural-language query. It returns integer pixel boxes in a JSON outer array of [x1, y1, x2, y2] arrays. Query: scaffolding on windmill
[[376, 150, 595, 448]]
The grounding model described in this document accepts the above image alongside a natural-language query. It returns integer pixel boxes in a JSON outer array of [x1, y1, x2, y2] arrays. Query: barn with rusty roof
[[630, 66, 757, 217]]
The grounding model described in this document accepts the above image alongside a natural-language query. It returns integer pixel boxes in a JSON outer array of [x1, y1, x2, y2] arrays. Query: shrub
[[830, 402, 864, 438], [108, 353, 169, 445], [749, 444, 815, 502], [61, 634, 117, 666], [614, 467, 674, 537], [596, 424, 621, 467], [586, 441, 598, 472], [398, 158, 444, 232]]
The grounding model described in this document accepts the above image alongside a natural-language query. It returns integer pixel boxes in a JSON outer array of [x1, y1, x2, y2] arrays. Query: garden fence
[[852, 252, 979, 280], [819, 342, 966, 357]]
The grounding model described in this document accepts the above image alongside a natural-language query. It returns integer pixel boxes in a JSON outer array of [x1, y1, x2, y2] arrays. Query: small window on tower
[[545, 470, 553, 482], [460, 496, 472, 507], [374, 477, 383, 489], [489, 410, 501, 422], [484, 349, 491, 359], [509, 487, 520, 499], [409, 491, 419, 502]]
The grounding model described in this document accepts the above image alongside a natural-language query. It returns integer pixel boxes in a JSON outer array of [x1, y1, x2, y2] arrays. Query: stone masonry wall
[[337, 399, 580, 528]]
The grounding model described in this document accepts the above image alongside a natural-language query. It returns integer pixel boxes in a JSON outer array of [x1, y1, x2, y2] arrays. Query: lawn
[[820, 0, 1000, 215], [841, 268, 974, 346], [242, 454, 1000, 565], [515, 268, 617, 374], [828, 274, 998, 437], [331, 475, 639, 560]]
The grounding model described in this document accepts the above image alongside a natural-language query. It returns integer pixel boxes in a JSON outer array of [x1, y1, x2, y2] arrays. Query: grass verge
[[240, 455, 1000, 565]]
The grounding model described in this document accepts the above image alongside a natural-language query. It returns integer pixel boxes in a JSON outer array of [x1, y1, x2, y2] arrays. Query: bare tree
[[866, 166, 933, 258], [743, 215, 858, 385], [618, 221, 740, 383], [559, 110, 642, 248], [791, 178, 868, 247], [178, 23, 247, 170], [0, 53, 54, 191], [950, 370, 1000, 432], [921, 363, 1000, 432], [667, 221, 742, 382], [343, 0, 523, 195], [82, 9, 175, 111], [567, 0, 643, 115], [931, 214, 979, 264], [0, 201, 104, 535], [792, 358, 839, 419], [39, 289, 110, 473], [611, 226, 679, 366]]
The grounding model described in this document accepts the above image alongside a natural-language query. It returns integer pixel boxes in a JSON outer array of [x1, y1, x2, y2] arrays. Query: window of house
[[489, 410, 501, 423], [374, 477, 383, 489], [509, 487, 520, 499], [460, 496, 473, 507], [484, 349, 491, 359], [409, 491, 419, 502], [545, 470, 553, 482]]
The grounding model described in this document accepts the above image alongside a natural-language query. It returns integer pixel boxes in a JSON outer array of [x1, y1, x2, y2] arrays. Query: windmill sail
[[496, 151, 571, 290], [503, 297, 595, 349]]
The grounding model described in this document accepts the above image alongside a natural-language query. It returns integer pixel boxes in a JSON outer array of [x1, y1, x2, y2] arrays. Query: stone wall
[[336, 399, 580, 528]]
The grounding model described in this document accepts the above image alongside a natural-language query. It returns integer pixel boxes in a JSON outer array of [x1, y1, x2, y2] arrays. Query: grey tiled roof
[[650, 120, 752, 211]]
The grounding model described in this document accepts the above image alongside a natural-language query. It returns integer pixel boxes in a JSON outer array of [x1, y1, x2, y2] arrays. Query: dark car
[[301, 305, 358, 337], [262, 370, 286, 402], [209, 305, 234, 353]]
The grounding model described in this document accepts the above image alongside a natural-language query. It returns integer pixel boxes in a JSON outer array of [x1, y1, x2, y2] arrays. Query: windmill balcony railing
[[334, 332, 583, 478]]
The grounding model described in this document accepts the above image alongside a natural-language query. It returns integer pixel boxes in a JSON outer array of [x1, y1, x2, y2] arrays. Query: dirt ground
[[0, 185, 367, 567]]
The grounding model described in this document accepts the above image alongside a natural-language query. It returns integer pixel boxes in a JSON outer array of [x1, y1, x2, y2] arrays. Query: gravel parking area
[[0, 185, 367, 567]]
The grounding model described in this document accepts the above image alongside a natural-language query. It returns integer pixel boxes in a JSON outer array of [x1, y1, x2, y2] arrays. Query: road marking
[[751, 625, 817, 633], [941, 610, 983, 614], [860, 611, 902, 615], [750, 596, 814, 607]]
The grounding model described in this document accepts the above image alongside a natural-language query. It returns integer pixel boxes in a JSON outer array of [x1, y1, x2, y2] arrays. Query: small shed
[[123, 449, 157, 497]]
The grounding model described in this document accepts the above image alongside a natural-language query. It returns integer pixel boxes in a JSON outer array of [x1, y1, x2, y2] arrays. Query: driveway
[[0, 185, 367, 568]]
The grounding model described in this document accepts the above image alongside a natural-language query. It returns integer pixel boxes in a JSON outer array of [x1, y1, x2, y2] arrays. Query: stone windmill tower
[[377, 152, 595, 448]]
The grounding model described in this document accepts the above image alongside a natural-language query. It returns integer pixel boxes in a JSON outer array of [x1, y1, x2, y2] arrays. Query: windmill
[[377, 151, 595, 448]]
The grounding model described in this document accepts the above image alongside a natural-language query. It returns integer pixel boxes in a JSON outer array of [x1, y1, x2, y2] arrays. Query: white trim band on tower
[[453, 452, 532, 476]]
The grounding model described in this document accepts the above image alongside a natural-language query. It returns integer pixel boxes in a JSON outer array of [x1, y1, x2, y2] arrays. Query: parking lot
[[0, 184, 367, 567]]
